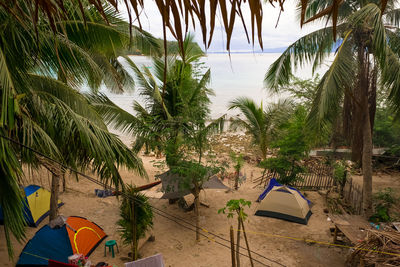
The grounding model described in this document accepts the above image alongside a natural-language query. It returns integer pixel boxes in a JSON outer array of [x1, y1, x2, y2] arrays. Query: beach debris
[[347, 229, 400, 266]]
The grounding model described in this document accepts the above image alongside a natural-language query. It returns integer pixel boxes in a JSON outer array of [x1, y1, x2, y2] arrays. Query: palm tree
[[0, 3, 158, 256], [265, 1, 400, 216], [89, 34, 212, 167], [228, 97, 292, 161]]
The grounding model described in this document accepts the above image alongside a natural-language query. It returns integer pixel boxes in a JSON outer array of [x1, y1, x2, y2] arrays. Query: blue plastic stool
[[104, 240, 119, 258]]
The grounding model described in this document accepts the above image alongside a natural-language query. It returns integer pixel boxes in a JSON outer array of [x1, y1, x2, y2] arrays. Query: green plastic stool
[[104, 240, 119, 258]]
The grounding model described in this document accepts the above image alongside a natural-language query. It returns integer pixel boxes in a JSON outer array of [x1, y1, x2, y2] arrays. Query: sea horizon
[[104, 52, 330, 119]]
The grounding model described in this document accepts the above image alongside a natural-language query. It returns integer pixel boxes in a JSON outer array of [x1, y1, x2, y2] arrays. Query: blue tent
[[258, 178, 311, 205], [17, 225, 73, 266], [17, 216, 107, 266], [0, 185, 64, 227]]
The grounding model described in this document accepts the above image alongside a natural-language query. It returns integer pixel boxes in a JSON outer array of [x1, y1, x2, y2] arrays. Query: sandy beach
[[2, 131, 400, 267]]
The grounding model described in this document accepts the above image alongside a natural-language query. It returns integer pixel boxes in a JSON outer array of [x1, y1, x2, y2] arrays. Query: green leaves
[[228, 97, 293, 160], [264, 25, 342, 91], [117, 185, 154, 245], [218, 199, 252, 221], [307, 30, 355, 131]]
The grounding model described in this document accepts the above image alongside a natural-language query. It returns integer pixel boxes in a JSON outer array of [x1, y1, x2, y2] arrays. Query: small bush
[[117, 185, 154, 247], [370, 188, 398, 223]]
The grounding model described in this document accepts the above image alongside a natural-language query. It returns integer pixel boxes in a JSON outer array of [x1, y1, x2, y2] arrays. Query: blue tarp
[[258, 178, 311, 205], [17, 225, 73, 266]]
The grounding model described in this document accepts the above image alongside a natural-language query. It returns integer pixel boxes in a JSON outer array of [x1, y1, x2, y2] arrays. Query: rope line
[[0, 135, 283, 267], [235, 229, 400, 257]]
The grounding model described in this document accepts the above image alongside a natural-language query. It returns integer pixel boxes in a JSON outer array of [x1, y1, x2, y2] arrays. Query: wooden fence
[[253, 164, 335, 190], [342, 177, 363, 214]]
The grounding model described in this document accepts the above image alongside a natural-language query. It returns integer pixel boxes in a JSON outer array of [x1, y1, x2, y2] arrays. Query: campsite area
[[0, 156, 345, 267], [3, 130, 400, 267]]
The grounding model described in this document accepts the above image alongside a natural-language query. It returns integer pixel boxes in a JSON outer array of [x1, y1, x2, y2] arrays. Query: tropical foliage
[[89, 34, 215, 166], [0, 2, 158, 256], [228, 97, 293, 161], [265, 0, 400, 216], [117, 185, 154, 260], [261, 106, 310, 185], [218, 199, 253, 267], [230, 152, 245, 190]]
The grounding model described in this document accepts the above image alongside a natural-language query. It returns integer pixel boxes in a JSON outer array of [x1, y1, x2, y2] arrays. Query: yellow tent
[[255, 186, 311, 224], [0, 185, 63, 227]]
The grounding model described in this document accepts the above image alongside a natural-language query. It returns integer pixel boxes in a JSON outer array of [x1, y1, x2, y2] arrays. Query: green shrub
[[117, 185, 154, 247], [370, 188, 397, 223]]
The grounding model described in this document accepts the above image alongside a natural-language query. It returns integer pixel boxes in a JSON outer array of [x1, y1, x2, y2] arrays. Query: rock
[[147, 235, 155, 242]]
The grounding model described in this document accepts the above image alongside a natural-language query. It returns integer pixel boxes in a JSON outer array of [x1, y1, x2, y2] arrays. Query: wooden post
[[131, 199, 137, 261], [333, 225, 338, 243], [240, 218, 254, 267], [230, 226, 236, 267], [194, 184, 200, 242], [62, 173, 66, 192]]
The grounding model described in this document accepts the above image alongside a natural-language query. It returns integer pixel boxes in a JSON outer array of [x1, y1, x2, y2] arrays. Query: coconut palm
[[0, 3, 158, 256], [228, 97, 293, 161], [89, 34, 212, 167], [265, 1, 400, 216]]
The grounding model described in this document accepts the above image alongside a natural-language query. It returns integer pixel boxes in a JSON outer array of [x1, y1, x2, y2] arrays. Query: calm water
[[104, 53, 329, 119]]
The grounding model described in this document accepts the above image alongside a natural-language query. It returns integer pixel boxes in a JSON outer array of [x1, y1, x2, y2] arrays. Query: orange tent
[[66, 216, 107, 256]]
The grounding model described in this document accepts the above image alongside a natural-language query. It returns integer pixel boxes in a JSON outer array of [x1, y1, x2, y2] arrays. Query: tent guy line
[[0, 134, 283, 267]]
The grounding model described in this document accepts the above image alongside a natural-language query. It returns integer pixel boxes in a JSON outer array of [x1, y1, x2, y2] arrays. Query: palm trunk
[[50, 172, 60, 221], [131, 200, 137, 261], [362, 101, 373, 217], [351, 84, 364, 165], [358, 43, 373, 217], [194, 184, 200, 241]]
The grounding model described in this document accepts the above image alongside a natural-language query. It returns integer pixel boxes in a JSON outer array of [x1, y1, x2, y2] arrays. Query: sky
[[120, 0, 325, 52]]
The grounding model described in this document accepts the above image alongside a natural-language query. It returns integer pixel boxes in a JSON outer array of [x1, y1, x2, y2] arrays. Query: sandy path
[[1, 157, 347, 267]]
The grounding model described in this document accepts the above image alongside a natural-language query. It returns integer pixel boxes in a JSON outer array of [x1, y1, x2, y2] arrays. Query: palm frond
[[384, 8, 400, 27], [28, 74, 106, 127], [264, 25, 344, 91], [348, 3, 386, 67], [307, 30, 356, 130], [0, 47, 16, 127], [0, 136, 26, 258], [86, 93, 142, 135], [382, 47, 400, 117]]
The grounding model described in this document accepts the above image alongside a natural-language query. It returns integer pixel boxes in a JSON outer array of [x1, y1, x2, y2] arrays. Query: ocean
[[104, 53, 329, 119]]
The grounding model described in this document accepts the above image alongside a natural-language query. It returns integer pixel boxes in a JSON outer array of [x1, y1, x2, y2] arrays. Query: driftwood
[[347, 229, 400, 266]]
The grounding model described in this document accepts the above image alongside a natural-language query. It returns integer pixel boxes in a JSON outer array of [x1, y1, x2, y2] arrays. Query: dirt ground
[[1, 132, 399, 267], [1, 156, 347, 267]]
